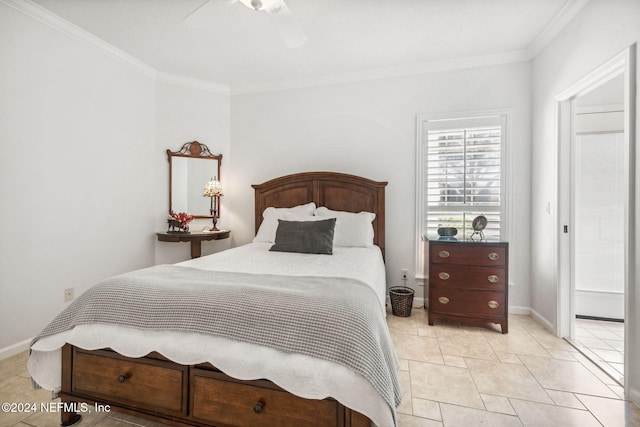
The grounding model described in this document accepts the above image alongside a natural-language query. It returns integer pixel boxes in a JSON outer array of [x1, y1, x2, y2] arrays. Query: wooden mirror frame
[[167, 141, 222, 219]]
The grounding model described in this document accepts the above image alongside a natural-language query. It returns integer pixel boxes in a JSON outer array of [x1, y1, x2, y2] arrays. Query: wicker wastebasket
[[389, 286, 415, 317]]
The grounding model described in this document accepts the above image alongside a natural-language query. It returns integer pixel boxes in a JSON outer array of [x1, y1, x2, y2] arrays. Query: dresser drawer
[[191, 369, 339, 427], [72, 349, 186, 414], [430, 265, 506, 290], [430, 244, 506, 266], [430, 288, 506, 318]]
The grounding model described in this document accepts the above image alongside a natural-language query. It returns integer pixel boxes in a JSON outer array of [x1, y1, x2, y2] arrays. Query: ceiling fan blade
[[184, 0, 214, 27], [184, 0, 237, 27], [265, 1, 307, 48]]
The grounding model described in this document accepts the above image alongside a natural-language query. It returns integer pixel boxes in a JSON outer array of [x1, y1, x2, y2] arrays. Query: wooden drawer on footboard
[[61, 345, 370, 427], [71, 348, 187, 416], [190, 368, 342, 427]]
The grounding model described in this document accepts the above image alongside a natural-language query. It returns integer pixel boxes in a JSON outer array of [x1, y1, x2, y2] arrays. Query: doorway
[[556, 46, 635, 391], [571, 75, 625, 384]]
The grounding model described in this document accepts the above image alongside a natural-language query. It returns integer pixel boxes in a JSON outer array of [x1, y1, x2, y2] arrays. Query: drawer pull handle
[[438, 272, 450, 280], [488, 300, 499, 309], [438, 250, 450, 258], [488, 252, 500, 261], [254, 401, 265, 414], [438, 297, 450, 304], [488, 275, 499, 283], [117, 374, 129, 383]]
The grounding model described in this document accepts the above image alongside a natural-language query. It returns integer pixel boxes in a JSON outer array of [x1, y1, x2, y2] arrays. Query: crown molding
[[3, 0, 587, 97], [156, 72, 230, 95], [1, 0, 234, 95], [231, 50, 530, 95], [527, 0, 591, 58], [1, 0, 158, 79]]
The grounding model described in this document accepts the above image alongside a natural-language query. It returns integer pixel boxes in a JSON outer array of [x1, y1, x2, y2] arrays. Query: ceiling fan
[[186, 0, 307, 48]]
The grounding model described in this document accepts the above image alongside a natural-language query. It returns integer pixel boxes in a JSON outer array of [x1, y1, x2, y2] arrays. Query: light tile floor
[[1, 310, 639, 427], [568, 318, 625, 385]]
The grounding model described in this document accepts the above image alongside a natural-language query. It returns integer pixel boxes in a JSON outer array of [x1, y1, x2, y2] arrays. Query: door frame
[[555, 45, 636, 394]]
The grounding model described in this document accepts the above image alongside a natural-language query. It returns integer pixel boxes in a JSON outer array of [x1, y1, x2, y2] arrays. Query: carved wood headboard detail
[[252, 172, 388, 257]]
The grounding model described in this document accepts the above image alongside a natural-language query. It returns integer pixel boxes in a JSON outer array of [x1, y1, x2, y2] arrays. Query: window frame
[[415, 109, 512, 279]]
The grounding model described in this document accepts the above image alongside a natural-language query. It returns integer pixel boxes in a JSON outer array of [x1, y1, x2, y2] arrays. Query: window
[[416, 112, 508, 276]]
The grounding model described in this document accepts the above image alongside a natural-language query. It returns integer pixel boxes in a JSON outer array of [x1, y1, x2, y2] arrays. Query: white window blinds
[[422, 114, 506, 240]]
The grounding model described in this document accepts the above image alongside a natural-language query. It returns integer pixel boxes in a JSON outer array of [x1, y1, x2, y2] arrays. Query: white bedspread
[[178, 242, 387, 311], [29, 243, 394, 427]]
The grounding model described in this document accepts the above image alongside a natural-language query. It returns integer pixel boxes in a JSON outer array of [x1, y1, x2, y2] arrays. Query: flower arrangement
[[167, 212, 194, 233]]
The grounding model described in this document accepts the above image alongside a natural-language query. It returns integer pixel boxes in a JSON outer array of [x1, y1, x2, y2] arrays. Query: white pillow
[[253, 202, 316, 243], [314, 207, 375, 247]]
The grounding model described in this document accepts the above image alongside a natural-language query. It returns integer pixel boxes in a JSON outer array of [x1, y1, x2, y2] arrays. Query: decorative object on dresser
[[202, 176, 223, 231], [437, 226, 458, 240], [167, 141, 222, 218], [428, 240, 508, 333], [167, 211, 194, 233], [470, 215, 488, 241]]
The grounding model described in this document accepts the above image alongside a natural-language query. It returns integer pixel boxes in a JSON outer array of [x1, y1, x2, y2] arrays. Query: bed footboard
[[60, 344, 370, 427]]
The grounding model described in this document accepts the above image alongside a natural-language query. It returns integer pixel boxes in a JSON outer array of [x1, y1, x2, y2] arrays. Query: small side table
[[156, 230, 230, 259]]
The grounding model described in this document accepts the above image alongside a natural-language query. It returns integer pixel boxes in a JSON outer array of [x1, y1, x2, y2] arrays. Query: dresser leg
[[501, 323, 508, 334]]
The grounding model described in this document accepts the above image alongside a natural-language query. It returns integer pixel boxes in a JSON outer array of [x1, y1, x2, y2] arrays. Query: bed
[[28, 172, 398, 427]]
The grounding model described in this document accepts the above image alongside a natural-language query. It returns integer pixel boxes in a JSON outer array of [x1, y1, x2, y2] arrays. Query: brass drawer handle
[[254, 400, 265, 414], [438, 297, 450, 304], [438, 250, 450, 258], [438, 272, 450, 280], [488, 300, 499, 309], [117, 374, 129, 383], [488, 252, 500, 261], [488, 275, 499, 283]]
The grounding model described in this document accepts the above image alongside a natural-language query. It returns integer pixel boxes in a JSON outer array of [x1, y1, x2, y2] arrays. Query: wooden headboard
[[252, 172, 388, 256]]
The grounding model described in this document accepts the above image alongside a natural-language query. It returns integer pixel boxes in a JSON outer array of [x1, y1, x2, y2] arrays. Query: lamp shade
[[203, 177, 223, 197]]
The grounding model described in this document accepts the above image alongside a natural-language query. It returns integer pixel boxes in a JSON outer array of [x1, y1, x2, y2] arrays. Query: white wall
[[230, 62, 532, 308], [0, 3, 156, 353], [530, 0, 640, 404], [0, 3, 232, 357], [154, 81, 231, 265]]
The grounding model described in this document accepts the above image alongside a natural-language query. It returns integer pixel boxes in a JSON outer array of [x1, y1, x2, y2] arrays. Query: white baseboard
[[412, 297, 426, 309], [509, 305, 531, 315], [629, 387, 640, 408], [575, 290, 624, 319], [529, 308, 555, 333], [0, 338, 32, 361]]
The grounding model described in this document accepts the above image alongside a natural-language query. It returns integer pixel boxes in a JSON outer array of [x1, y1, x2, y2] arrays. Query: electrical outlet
[[64, 287, 74, 302], [401, 269, 408, 280]]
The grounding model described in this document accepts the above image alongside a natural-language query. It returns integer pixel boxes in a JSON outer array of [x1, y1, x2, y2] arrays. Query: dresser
[[428, 240, 508, 333]]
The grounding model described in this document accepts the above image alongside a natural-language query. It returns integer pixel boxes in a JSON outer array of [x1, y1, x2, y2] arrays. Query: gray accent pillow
[[269, 218, 336, 255]]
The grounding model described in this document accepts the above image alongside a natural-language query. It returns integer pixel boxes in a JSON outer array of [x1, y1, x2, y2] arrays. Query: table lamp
[[203, 177, 223, 231]]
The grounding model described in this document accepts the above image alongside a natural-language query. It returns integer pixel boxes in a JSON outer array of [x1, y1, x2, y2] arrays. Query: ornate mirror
[[167, 141, 222, 218]]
